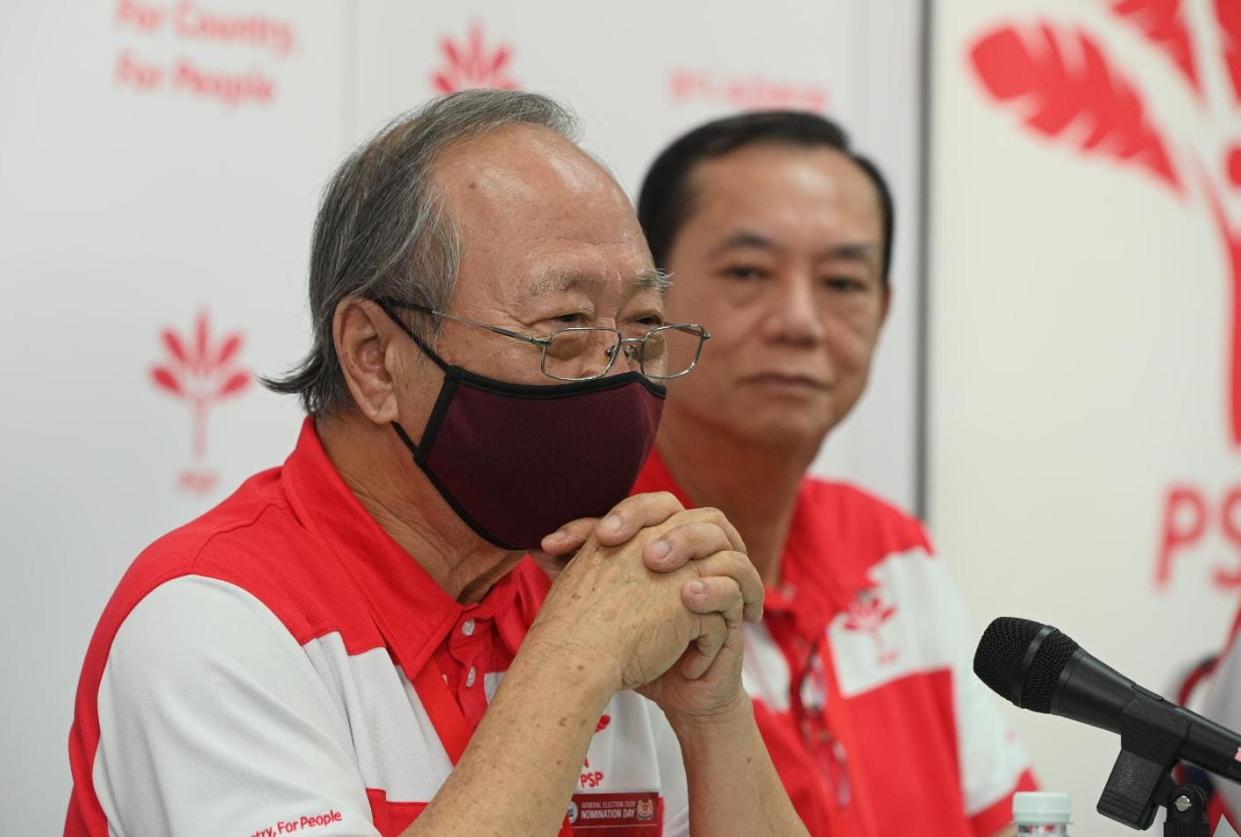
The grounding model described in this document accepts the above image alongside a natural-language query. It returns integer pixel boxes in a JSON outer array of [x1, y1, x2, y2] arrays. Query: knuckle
[[656, 529, 684, 552], [687, 524, 717, 547], [700, 506, 726, 524], [653, 491, 682, 510]]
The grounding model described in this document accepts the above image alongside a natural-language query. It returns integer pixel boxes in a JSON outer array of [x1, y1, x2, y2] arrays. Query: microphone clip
[[1097, 696, 1210, 833]]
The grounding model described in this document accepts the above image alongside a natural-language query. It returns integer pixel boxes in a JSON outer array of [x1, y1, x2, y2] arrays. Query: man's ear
[[333, 298, 403, 425]]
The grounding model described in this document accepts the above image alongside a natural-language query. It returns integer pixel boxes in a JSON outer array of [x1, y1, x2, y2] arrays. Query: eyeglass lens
[[541, 326, 702, 381]]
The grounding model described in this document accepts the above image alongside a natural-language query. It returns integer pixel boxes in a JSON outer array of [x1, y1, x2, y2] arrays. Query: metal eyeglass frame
[[378, 298, 711, 382]]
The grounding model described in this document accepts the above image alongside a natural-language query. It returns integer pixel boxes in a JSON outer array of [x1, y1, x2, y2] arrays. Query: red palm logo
[[969, 1, 1241, 446], [151, 310, 251, 492], [842, 592, 899, 664], [431, 23, 518, 93]]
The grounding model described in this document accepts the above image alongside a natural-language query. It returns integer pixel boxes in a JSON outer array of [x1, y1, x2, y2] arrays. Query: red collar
[[279, 417, 546, 677], [634, 446, 874, 642]]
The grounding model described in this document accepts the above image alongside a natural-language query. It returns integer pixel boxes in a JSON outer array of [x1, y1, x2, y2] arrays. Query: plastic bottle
[[1013, 792, 1071, 836]]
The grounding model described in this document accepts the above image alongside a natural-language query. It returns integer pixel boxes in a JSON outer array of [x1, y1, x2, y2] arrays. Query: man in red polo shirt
[[546, 112, 1037, 835], [65, 92, 807, 836]]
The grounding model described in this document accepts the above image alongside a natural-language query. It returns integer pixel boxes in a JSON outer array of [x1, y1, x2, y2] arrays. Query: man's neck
[[655, 410, 819, 587], [317, 415, 521, 604]]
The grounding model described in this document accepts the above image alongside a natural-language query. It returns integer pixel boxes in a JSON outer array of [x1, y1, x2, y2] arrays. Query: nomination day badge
[[566, 792, 663, 834]]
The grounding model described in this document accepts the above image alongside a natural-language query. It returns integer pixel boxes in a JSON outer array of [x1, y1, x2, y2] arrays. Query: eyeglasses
[[378, 298, 710, 382]]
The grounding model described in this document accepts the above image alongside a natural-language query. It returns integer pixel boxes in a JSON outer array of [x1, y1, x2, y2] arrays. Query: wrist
[[520, 619, 623, 701], [665, 690, 754, 740]]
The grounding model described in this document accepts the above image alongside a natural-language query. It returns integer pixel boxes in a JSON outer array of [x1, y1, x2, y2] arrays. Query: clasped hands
[[527, 492, 762, 723]]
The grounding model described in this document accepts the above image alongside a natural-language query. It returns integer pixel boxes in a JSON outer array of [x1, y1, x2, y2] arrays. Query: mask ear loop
[[376, 301, 452, 372], [392, 421, 422, 459], [375, 301, 453, 461]]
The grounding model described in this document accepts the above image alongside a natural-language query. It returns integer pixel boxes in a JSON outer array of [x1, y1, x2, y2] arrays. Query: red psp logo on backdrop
[[150, 309, 252, 495], [431, 23, 518, 93], [966, 2, 1241, 591], [669, 69, 829, 113], [968, 0, 1241, 446]]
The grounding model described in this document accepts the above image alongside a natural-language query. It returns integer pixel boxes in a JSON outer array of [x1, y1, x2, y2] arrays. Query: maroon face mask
[[389, 321, 666, 551]]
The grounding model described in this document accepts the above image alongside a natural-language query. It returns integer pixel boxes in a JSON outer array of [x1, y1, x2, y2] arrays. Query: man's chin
[[737, 412, 834, 451]]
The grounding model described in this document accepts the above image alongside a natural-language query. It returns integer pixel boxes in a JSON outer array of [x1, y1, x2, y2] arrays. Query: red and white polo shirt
[[634, 450, 1037, 837], [66, 419, 688, 837]]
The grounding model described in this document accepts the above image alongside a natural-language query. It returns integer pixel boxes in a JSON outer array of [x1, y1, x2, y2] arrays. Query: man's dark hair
[[637, 110, 894, 283]]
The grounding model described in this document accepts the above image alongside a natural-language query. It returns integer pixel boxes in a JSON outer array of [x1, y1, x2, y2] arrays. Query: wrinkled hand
[[530, 493, 762, 721], [536, 492, 761, 623]]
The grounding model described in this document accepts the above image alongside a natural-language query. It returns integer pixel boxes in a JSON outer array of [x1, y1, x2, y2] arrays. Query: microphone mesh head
[[1019, 627, 1079, 713], [973, 617, 1042, 701], [973, 617, 1081, 713]]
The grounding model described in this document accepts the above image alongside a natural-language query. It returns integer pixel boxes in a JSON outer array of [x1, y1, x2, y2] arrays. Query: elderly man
[[65, 92, 805, 836], [546, 111, 1037, 835]]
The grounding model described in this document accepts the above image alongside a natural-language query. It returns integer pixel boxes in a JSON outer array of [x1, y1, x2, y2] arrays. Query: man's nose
[[759, 274, 828, 346]]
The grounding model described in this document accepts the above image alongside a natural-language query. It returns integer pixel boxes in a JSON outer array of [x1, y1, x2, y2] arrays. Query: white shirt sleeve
[[93, 575, 380, 837], [935, 562, 1033, 819]]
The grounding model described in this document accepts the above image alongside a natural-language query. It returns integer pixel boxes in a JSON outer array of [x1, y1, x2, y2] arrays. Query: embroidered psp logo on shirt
[[841, 590, 899, 666]]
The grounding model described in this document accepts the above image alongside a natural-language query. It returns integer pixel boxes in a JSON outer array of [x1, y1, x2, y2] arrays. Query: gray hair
[[263, 89, 581, 416]]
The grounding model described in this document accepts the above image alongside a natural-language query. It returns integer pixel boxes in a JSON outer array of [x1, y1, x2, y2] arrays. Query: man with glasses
[[65, 92, 806, 836], [546, 112, 1037, 836]]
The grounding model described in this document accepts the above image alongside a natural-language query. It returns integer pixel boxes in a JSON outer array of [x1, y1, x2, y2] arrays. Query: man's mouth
[[741, 372, 831, 391]]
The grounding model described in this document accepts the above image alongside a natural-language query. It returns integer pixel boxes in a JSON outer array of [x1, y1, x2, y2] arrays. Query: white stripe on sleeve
[[932, 561, 1032, 817], [94, 575, 379, 837]]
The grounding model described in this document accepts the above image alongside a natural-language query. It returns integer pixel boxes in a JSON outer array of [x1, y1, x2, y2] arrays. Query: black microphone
[[973, 616, 1241, 786]]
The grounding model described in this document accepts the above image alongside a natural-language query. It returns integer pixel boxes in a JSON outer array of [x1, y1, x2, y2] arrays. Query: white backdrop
[[929, 0, 1241, 831], [0, 2, 923, 833]]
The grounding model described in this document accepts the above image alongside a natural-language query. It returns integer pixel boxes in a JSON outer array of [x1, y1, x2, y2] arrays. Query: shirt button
[[465, 667, 477, 688], [461, 619, 476, 637]]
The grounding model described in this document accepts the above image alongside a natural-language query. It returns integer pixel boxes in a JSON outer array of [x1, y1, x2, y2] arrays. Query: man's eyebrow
[[817, 242, 881, 265], [706, 230, 781, 259], [522, 269, 671, 299], [633, 268, 672, 295]]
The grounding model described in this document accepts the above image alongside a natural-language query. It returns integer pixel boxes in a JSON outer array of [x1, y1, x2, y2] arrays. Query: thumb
[[540, 517, 598, 557]]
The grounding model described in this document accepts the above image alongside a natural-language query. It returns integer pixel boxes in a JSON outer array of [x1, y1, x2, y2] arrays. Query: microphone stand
[[1159, 778, 1210, 836], [1094, 697, 1210, 833]]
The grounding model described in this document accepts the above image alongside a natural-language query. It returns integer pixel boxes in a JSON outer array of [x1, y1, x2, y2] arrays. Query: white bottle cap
[[1013, 792, 1071, 825]]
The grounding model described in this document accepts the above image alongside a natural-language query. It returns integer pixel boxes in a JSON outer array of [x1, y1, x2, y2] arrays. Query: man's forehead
[[436, 124, 616, 209], [694, 144, 880, 216], [690, 158, 883, 255], [434, 124, 660, 310]]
